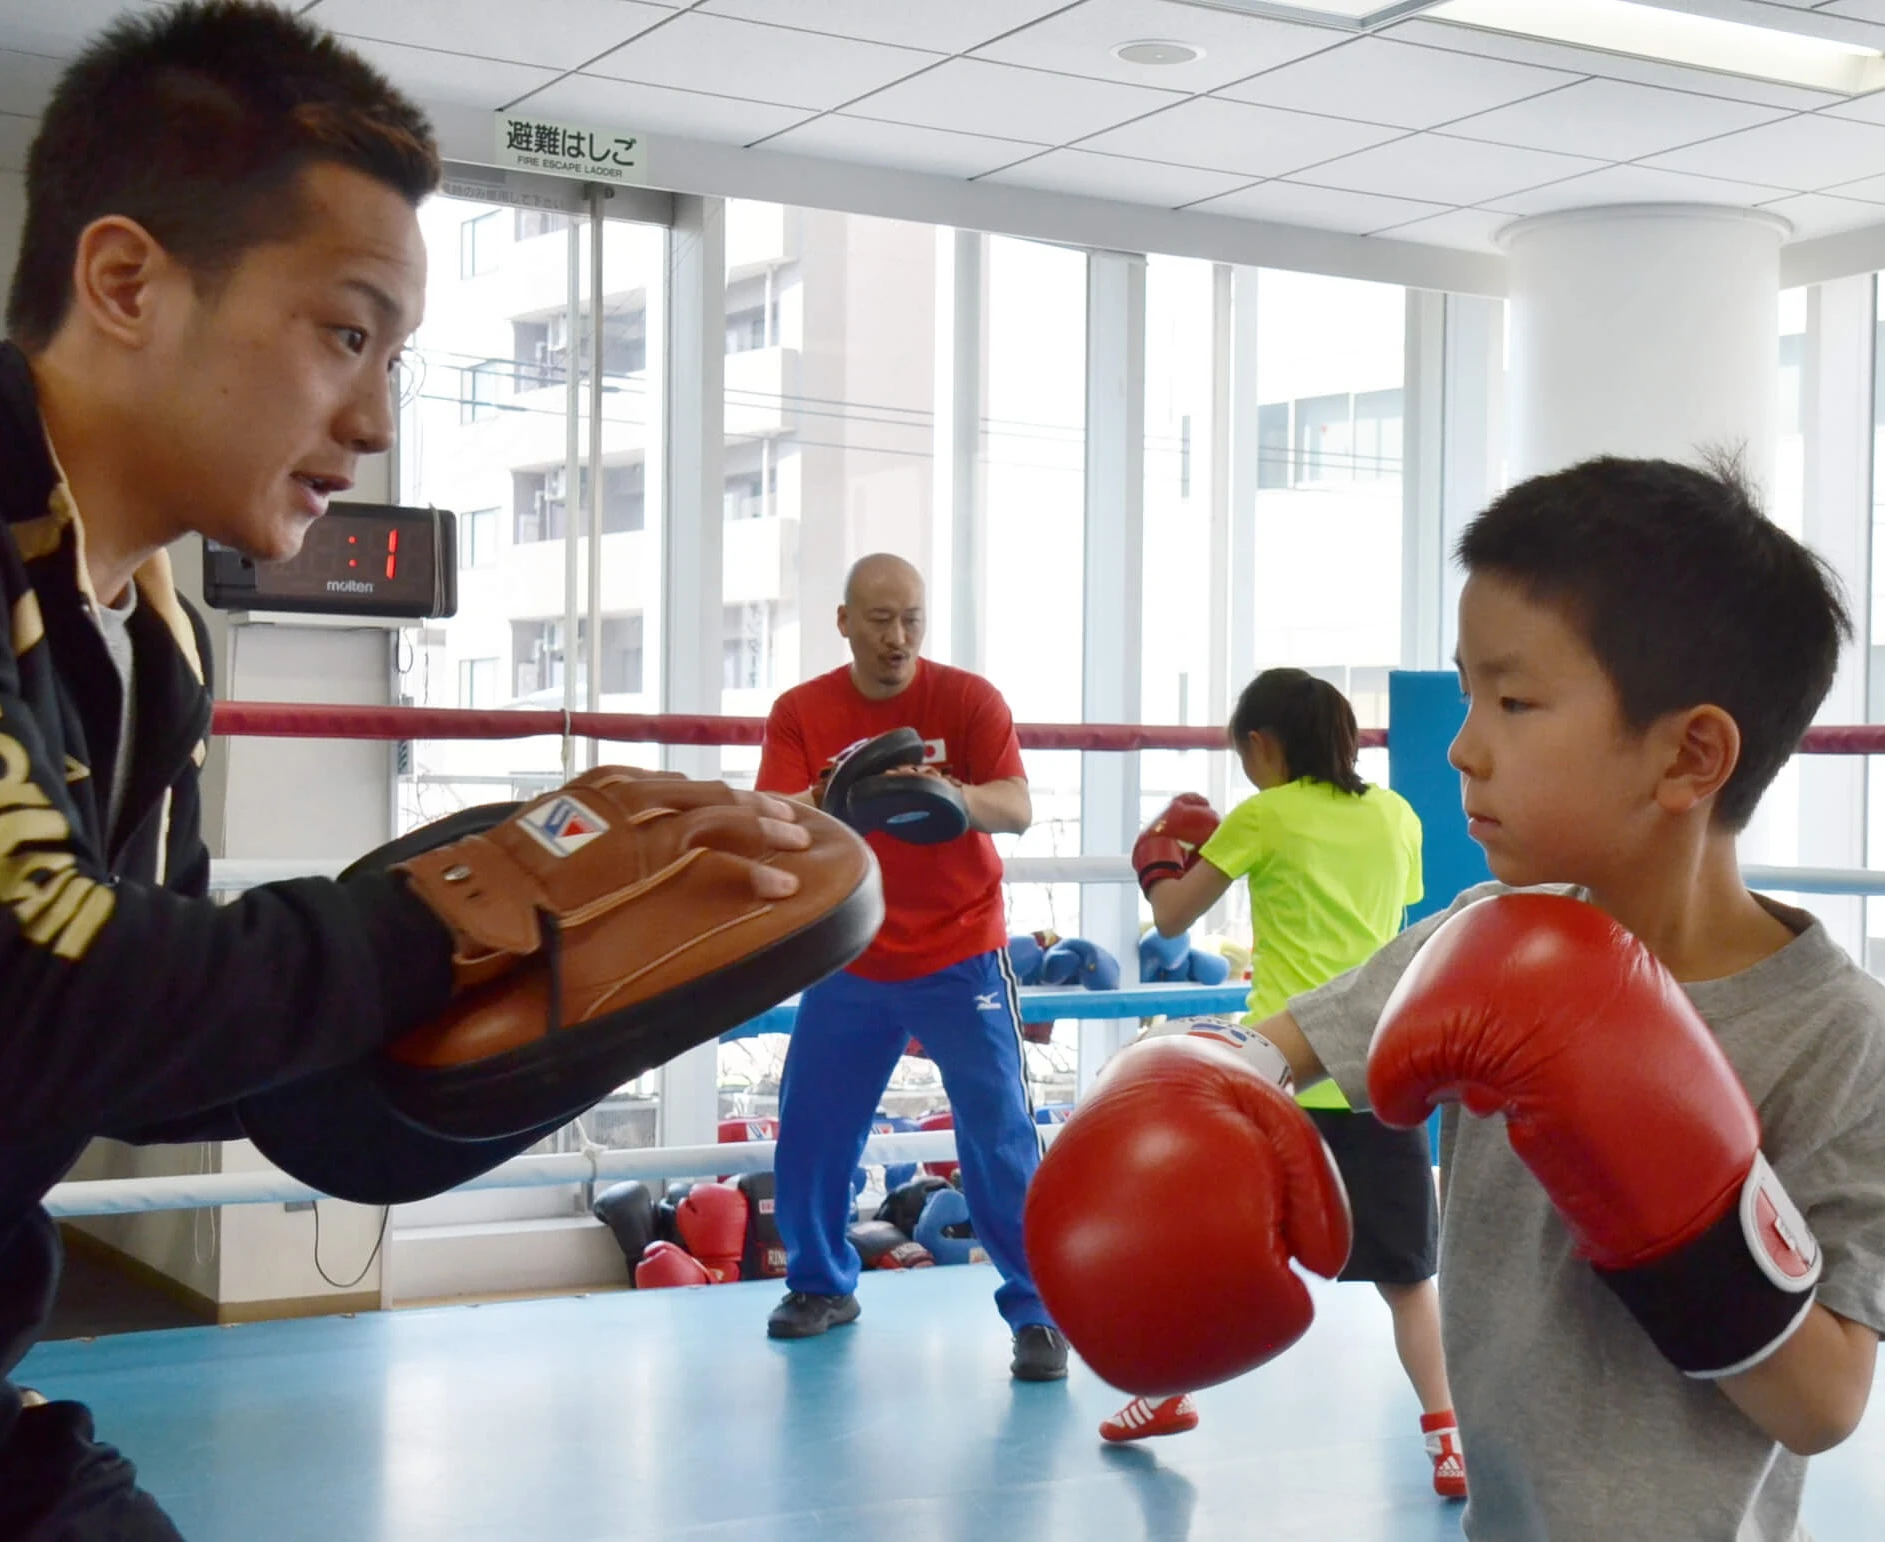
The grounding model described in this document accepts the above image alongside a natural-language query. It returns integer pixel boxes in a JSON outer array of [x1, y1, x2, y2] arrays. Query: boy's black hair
[[1229, 668, 1367, 796], [8, 0, 439, 351], [1457, 454, 1851, 831]]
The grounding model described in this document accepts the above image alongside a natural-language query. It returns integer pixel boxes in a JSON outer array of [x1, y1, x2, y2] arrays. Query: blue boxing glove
[[1042, 937, 1121, 990], [915, 1186, 986, 1266], [1138, 928, 1192, 983], [1008, 933, 1047, 986], [1186, 949, 1231, 986]]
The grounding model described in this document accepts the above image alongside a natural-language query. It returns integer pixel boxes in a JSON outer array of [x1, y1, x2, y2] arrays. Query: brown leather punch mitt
[[382, 766, 883, 1139], [239, 775, 881, 1203]]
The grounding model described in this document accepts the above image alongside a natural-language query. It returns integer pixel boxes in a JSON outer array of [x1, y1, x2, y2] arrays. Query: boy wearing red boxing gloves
[[1026, 456, 1885, 1540]]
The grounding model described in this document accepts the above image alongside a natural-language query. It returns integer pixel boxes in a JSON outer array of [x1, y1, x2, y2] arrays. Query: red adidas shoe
[[1421, 1411, 1468, 1499], [1099, 1394, 1200, 1443]]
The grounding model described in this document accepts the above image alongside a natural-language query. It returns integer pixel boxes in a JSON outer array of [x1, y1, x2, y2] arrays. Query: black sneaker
[[1011, 1324, 1070, 1381], [767, 1290, 861, 1340]]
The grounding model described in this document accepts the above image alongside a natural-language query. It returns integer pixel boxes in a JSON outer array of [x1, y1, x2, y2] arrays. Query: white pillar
[[1505, 206, 1787, 496], [1076, 251, 1145, 1097], [1799, 276, 1875, 964], [1439, 294, 1504, 666], [657, 195, 727, 1148]]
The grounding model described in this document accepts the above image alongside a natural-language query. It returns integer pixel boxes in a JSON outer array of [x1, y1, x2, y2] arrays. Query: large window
[[984, 235, 1087, 942], [1140, 256, 1223, 935], [397, 191, 666, 827], [1252, 271, 1404, 691], [710, 200, 950, 1124], [717, 200, 943, 738]]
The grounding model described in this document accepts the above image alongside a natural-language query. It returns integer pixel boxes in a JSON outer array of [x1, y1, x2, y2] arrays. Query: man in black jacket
[[0, 6, 821, 1537]]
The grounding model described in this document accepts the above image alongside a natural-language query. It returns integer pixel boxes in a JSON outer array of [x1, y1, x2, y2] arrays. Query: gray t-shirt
[[1291, 882, 1885, 1542]]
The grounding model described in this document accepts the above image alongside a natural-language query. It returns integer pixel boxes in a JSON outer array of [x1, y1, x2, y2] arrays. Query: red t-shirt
[[757, 660, 1025, 982]]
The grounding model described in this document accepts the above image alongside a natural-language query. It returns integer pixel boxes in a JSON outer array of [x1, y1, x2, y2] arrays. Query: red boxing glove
[[1024, 1035, 1350, 1396], [1368, 894, 1821, 1377], [634, 1240, 712, 1289], [676, 1182, 749, 1283], [1132, 794, 1221, 898]]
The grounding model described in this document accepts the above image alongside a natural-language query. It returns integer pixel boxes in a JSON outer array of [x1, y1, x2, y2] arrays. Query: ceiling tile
[[1821, 3, 1885, 24], [765, 113, 1045, 179], [1384, 17, 1845, 111], [1645, 113, 1885, 192], [1446, 77, 1788, 162], [0, 0, 148, 60], [1079, 95, 1401, 178], [338, 37, 560, 111], [0, 47, 64, 118], [0, 110, 35, 173], [698, 0, 1066, 55], [315, 0, 670, 73], [1486, 163, 1794, 217], [1188, 179, 1451, 233], [1215, 35, 1578, 130], [1379, 204, 1508, 248], [1759, 192, 1885, 238], [1822, 170, 1885, 201], [1301, 132, 1603, 205], [841, 57, 1184, 144], [510, 73, 815, 147], [983, 147, 1257, 206], [974, 0, 1342, 93], [583, 12, 942, 113], [1821, 90, 1885, 126], [1376, 205, 1513, 252]]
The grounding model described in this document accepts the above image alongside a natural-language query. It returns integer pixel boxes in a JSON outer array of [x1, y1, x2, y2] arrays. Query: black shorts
[[1304, 1107, 1438, 1286]]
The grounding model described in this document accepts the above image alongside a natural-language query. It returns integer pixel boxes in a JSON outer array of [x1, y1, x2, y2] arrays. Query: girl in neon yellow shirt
[[1108, 668, 1465, 1502]]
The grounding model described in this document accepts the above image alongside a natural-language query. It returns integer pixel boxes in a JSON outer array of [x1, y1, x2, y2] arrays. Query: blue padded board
[[1387, 671, 1489, 925]]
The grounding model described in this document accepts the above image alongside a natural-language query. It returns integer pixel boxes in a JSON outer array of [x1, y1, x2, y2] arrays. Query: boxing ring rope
[[44, 1133, 1000, 1219], [200, 702, 1885, 899], [210, 699, 1389, 753], [52, 704, 1885, 1218]]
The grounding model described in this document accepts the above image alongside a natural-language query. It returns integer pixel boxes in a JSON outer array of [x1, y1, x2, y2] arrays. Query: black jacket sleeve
[[0, 678, 455, 1140]]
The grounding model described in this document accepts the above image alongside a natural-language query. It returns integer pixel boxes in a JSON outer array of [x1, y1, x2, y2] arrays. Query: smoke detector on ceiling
[[1113, 39, 1206, 65]]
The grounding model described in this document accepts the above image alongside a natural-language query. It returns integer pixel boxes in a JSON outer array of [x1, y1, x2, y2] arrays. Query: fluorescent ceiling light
[[1428, 0, 1885, 95], [1166, 1, 1445, 31]]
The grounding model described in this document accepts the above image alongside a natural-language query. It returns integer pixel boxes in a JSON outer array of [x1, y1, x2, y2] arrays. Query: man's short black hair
[[7, 0, 440, 351], [1457, 455, 1851, 831]]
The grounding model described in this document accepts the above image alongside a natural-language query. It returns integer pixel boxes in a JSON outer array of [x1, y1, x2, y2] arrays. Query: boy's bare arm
[[1721, 1305, 1877, 1455]]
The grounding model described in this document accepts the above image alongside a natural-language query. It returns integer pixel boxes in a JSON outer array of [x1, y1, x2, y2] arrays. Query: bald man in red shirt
[[757, 555, 1067, 1381]]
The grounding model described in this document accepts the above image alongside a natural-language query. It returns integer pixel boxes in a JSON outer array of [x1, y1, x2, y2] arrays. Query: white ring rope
[[41, 1131, 1067, 1218]]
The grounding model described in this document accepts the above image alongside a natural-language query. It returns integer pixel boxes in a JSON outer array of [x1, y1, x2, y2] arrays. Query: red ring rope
[[205, 702, 1881, 756]]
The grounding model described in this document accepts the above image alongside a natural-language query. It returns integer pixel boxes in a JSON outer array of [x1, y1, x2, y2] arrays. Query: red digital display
[[202, 503, 455, 619]]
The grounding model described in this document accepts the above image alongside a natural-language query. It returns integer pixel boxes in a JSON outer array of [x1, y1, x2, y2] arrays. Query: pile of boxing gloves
[[591, 1175, 759, 1290], [1006, 931, 1121, 991], [1137, 927, 1233, 986], [847, 1174, 987, 1272]]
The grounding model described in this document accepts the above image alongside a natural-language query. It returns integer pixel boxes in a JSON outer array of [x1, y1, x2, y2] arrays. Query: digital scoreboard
[[202, 503, 456, 619]]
